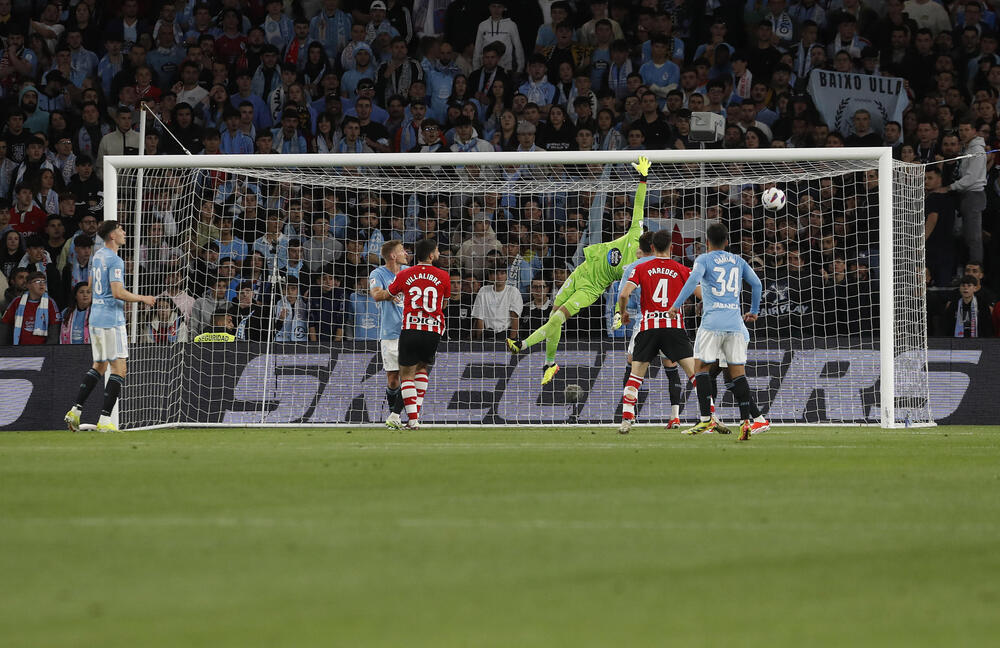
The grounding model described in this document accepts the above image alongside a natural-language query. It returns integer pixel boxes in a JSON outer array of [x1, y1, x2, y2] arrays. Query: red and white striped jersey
[[626, 257, 690, 332], [388, 263, 451, 334]]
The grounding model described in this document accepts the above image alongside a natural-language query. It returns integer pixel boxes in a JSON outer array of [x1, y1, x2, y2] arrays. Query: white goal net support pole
[[103, 148, 930, 429]]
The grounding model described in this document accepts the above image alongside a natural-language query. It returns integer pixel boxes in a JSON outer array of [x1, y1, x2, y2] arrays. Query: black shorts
[[398, 329, 441, 367], [632, 328, 693, 364]]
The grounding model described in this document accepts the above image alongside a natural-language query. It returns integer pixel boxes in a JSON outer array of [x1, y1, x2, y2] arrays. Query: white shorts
[[380, 338, 399, 372], [693, 329, 747, 366], [626, 326, 640, 357], [91, 325, 129, 363]]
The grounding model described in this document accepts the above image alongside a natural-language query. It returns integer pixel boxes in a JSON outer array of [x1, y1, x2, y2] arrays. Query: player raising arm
[[667, 223, 770, 439], [616, 230, 700, 434], [508, 155, 651, 386], [64, 221, 157, 433], [385, 239, 451, 430]]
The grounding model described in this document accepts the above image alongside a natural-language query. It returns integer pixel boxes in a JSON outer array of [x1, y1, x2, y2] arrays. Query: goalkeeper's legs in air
[[508, 265, 603, 385]]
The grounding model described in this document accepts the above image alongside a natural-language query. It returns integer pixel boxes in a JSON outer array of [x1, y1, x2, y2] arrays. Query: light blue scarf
[[13, 292, 50, 344]]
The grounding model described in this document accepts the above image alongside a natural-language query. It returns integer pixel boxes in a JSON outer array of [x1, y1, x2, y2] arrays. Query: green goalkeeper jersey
[[581, 180, 647, 288]]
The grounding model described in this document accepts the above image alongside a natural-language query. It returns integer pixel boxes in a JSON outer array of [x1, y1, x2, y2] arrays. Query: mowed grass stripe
[[1, 426, 998, 647]]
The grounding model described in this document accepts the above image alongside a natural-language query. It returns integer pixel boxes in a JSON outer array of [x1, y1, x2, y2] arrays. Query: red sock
[[621, 373, 644, 421], [414, 371, 428, 416], [401, 380, 419, 420]]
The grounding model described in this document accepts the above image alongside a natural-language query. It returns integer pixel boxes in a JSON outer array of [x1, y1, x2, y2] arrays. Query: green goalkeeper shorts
[[553, 265, 607, 316]]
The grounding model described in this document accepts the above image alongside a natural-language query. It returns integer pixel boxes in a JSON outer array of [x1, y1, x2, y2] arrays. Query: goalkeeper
[[507, 155, 651, 385]]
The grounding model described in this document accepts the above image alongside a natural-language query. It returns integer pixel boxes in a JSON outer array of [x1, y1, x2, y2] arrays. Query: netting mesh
[[109, 154, 929, 428]]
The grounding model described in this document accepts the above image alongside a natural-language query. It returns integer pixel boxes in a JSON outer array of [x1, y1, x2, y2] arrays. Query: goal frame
[[104, 147, 923, 429]]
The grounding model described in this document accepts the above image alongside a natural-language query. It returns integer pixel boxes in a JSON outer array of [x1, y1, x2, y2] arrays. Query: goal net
[[104, 149, 930, 429]]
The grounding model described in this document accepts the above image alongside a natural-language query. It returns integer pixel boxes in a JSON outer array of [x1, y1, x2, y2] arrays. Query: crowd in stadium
[[0, 0, 998, 345]]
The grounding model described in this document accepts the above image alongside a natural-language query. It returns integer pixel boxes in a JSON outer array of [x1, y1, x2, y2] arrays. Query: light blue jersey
[[671, 250, 761, 338], [368, 265, 405, 341], [616, 256, 655, 301], [608, 256, 653, 338], [638, 59, 680, 90], [90, 247, 126, 328]]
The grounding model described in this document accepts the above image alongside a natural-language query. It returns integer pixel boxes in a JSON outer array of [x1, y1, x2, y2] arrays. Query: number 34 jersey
[[684, 250, 762, 336], [625, 257, 690, 332], [388, 263, 452, 335]]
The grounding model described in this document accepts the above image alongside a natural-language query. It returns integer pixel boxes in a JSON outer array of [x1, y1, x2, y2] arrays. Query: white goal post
[[103, 148, 931, 429]]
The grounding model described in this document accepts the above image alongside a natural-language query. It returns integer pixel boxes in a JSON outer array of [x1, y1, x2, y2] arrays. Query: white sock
[[670, 405, 679, 419], [754, 415, 767, 423], [98, 414, 113, 425], [71, 405, 82, 414]]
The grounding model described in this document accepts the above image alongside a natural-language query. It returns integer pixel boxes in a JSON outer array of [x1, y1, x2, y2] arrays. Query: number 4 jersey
[[625, 257, 690, 331], [387, 263, 452, 334]]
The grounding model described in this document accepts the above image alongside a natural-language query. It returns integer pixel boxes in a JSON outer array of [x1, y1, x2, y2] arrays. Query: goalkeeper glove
[[632, 155, 651, 177], [613, 311, 623, 330]]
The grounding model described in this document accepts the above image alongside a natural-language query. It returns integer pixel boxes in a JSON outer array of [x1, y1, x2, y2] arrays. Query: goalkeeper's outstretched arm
[[629, 155, 651, 235]]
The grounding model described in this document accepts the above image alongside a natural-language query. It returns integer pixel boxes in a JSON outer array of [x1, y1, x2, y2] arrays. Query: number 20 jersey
[[625, 257, 690, 332], [387, 263, 452, 335]]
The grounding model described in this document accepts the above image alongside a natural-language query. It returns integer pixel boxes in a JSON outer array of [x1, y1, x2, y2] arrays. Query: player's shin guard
[[387, 387, 403, 415], [695, 372, 713, 421], [731, 376, 762, 419], [75, 368, 102, 408], [400, 380, 419, 422], [414, 371, 428, 417], [101, 374, 125, 417], [621, 373, 643, 421], [663, 365, 681, 418]]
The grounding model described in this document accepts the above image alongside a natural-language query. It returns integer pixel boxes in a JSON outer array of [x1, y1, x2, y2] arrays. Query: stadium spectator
[[1, 270, 60, 344], [948, 119, 988, 267], [472, 264, 523, 340], [59, 281, 91, 345], [191, 276, 231, 336], [309, 267, 346, 343], [8, 183, 47, 234], [61, 233, 93, 300], [0, 229, 24, 278], [523, 276, 551, 334], [144, 296, 189, 343], [18, 234, 61, 299], [95, 106, 141, 175], [472, 1, 524, 74], [946, 274, 995, 337]]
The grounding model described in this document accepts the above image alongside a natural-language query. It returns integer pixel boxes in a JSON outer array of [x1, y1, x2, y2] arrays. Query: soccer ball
[[761, 187, 786, 210], [564, 384, 585, 403]]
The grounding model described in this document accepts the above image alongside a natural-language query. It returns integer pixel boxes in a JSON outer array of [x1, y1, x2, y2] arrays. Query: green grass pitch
[[2, 425, 999, 647]]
